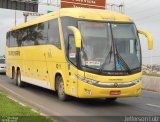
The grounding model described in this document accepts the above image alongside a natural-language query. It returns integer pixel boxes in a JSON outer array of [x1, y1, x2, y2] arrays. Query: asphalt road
[[0, 74, 160, 122]]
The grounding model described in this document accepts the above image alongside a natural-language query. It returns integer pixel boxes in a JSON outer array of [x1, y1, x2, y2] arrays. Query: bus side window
[[48, 19, 61, 49], [68, 35, 77, 66], [21, 28, 29, 46], [6, 32, 10, 47], [36, 22, 48, 45], [10, 31, 18, 47]]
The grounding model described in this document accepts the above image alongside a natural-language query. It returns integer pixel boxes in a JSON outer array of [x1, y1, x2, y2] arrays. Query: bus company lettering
[[72, 0, 96, 4], [8, 51, 20, 56]]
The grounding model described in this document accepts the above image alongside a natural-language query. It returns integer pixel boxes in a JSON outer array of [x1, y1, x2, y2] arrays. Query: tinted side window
[[6, 32, 10, 47], [10, 31, 18, 47], [9, 21, 50, 47], [21, 28, 29, 46], [36, 22, 48, 45], [16, 29, 23, 46], [68, 35, 77, 66], [61, 17, 77, 51], [48, 19, 61, 49], [26, 25, 37, 46]]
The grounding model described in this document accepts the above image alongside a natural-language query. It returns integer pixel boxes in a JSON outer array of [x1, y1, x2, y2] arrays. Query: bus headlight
[[76, 74, 141, 88], [76, 75, 98, 85]]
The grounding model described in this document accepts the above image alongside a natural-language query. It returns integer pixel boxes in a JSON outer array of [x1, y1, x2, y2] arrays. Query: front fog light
[[84, 89, 92, 95]]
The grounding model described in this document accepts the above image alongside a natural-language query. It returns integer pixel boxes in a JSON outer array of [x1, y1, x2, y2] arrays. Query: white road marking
[[32, 102, 62, 116], [0, 83, 62, 116], [0, 84, 25, 99], [31, 109, 39, 113], [40, 113, 47, 116], [8, 96, 18, 103], [18, 102, 26, 107], [146, 104, 160, 108], [8, 97, 26, 107]]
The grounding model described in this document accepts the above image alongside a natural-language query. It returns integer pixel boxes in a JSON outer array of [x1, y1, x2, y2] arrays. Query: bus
[[6, 8, 153, 101]]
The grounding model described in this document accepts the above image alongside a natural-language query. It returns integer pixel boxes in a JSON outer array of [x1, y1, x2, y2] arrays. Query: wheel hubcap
[[59, 82, 64, 96], [18, 72, 21, 85]]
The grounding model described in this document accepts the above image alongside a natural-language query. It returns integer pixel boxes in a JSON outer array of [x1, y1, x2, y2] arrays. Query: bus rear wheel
[[56, 76, 69, 101], [16, 70, 25, 87], [12, 67, 15, 79]]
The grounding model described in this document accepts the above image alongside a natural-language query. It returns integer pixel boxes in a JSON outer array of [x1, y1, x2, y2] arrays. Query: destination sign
[[61, 0, 106, 9]]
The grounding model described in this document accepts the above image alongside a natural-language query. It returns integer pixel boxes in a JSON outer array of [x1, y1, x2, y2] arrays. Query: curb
[[142, 76, 160, 92]]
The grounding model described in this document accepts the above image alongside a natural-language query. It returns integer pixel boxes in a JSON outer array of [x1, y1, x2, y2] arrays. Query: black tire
[[12, 68, 15, 79], [16, 70, 25, 87], [105, 98, 117, 102], [56, 76, 69, 101]]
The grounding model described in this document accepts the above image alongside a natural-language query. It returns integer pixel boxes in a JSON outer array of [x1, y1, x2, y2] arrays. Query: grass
[[0, 92, 52, 122]]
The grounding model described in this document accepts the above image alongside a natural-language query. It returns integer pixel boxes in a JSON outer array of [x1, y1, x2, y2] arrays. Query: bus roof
[[9, 8, 133, 31]]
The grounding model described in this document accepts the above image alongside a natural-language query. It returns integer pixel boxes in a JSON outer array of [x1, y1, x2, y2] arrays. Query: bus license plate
[[110, 90, 121, 95]]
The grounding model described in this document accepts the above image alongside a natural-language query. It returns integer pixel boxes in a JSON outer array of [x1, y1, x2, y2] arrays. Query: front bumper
[[78, 80, 142, 98]]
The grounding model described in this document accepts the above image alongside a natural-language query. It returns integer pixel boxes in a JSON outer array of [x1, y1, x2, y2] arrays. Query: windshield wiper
[[99, 46, 113, 72], [115, 51, 131, 73]]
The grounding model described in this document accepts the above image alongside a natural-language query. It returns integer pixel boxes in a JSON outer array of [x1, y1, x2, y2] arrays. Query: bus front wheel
[[56, 76, 69, 101], [16, 70, 25, 87]]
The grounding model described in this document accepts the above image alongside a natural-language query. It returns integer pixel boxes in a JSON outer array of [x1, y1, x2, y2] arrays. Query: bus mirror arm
[[67, 26, 82, 48], [138, 30, 153, 50]]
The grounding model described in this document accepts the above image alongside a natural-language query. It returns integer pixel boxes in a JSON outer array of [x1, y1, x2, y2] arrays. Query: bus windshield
[[112, 23, 141, 71], [79, 21, 115, 71], [78, 21, 141, 72]]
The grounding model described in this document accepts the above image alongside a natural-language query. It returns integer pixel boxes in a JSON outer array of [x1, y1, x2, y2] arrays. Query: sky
[[0, 0, 160, 65]]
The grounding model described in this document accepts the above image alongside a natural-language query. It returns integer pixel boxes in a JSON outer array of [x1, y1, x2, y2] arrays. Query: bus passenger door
[[67, 35, 78, 97]]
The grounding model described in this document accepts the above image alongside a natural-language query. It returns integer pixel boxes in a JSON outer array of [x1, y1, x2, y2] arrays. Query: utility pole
[[23, 12, 29, 22], [14, 10, 17, 26], [35, 0, 60, 6], [107, 3, 125, 14], [23, 12, 43, 22]]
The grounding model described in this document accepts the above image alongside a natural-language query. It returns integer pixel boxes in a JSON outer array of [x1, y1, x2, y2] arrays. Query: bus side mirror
[[138, 30, 153, 50], [67, 26, 82, 48]]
